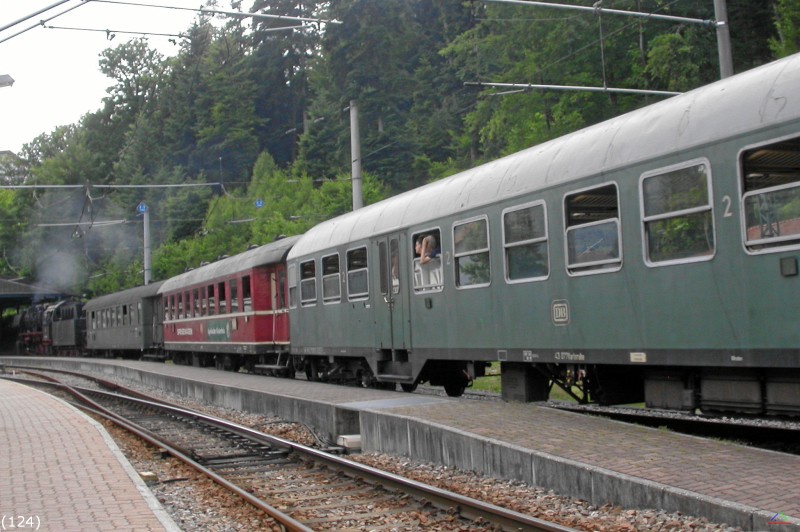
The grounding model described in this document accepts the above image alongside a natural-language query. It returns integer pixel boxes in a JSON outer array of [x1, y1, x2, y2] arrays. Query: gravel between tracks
[[28, 370, 742, 531]]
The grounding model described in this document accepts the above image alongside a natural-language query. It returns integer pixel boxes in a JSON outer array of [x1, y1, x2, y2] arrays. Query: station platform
[[2, 356, 799, 531], [0, 378, 179, 532]]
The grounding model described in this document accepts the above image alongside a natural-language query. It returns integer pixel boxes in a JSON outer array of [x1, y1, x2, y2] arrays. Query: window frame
[[207, 284, 216, 315], [639, 158, 716, 267], [217, 282, 227, 314], [321, 253, 342, 304], [502, 200, 550, 284], [563, 182, 623, 277], [300, 259, 317, 307], [739, 134, 800, 255], [346, 246, 370, 301], [412, 227, 444, 294], [453, 215, 491, 289], [287, 262, 298, 309], [241, 277, 251, 312]]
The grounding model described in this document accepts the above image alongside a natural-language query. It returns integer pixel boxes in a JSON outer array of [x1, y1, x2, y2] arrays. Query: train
[[14, 299, 85, 357], [11, 52, 800, 415]]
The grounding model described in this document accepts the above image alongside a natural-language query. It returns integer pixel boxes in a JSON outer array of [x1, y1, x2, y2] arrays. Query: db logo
[[552, 300, 570, 325]]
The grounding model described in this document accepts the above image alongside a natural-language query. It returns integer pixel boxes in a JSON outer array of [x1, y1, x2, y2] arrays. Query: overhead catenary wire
[[0, 0, 74, 33], [0, 0, 336, 46], [469, 0, 690, 97], [0, 182, 223, 190], [0, 1, 90, 45], [88, 0, 342, 24], [42, 23, 311, 39], [43, 24, 186, 40], [466, 82, 680, 97], [482, 0, 715, 27]]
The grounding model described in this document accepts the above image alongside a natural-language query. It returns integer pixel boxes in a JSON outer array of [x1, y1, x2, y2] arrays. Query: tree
[[771, 0, 800, 57], [298, 0, 475, 192]]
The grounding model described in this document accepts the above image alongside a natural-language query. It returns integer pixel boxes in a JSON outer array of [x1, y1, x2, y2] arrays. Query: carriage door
[[374, 235, 410, 356]]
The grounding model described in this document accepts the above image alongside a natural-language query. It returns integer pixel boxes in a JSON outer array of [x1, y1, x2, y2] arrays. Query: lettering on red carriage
[[207, 320, 231, 341]]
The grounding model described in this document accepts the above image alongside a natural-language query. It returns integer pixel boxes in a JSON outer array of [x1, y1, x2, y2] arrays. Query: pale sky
[[0, 0, 206, 153]]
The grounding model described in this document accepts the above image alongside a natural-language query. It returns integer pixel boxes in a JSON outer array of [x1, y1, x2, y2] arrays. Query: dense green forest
[[0, 0, 798, 296]]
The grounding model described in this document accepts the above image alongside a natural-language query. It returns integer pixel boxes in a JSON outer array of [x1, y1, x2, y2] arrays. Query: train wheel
[[305, 358, 321, 381], [401, 382, 418, 393], [443, 375, 466, 397]]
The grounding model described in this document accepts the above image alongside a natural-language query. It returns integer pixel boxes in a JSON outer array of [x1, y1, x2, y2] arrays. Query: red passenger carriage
[[159, 236, 300, 372]]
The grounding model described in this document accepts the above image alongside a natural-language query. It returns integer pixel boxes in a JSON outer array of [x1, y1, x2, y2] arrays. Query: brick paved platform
[[3, 357, 799, 531], [0, 378, 179, 532]]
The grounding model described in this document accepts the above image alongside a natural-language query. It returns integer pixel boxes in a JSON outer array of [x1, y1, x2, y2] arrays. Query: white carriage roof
[[159, 235, 301, 294], [289, 52, 800, 259], [84, 280, 165, 311]]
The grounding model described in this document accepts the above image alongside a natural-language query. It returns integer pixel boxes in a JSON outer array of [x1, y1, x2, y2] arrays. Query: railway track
[[3, 368, 575, 532]]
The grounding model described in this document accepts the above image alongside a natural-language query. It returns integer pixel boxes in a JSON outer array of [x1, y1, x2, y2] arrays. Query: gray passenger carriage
[[84, 281, 165, 359], [288, 53, 800, 412]]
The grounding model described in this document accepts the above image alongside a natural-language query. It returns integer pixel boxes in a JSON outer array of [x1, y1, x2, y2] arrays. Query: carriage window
[[412, 229, 443, 292], [390, 239, 400, 294], [322, 254, 341, 303], [288, 262, 298, 308], [503, 202, 549, 282], [565, 183, 621, 275], [347, 247, 369, 300], [193, 288, 200, 317], [742, 136, 800, 252], [300, 260, 317, 306], [217, 282, 227, 314], [278, 269, 287, 309], [642, 162, 714, 265], [230, 279, 239, 313], [378, 240, 401, 295], [207, 285, 215, 315], [379, 242, 389, 295], [454, 218, 490, 287], [242, 276, 252, 312]]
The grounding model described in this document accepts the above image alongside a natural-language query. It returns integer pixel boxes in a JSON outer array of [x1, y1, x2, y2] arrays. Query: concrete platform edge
[[22, 384, 182, 532], [3, 357, 797, 531], [358, 410, 795, 531]]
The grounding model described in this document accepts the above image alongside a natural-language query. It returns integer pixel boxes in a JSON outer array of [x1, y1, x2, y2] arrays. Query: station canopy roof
[[0, 277, 71, 309]]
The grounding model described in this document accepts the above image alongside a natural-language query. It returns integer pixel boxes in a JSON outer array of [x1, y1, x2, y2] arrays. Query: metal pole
[[143, 208, 152, 285], [713, 0, 734, 78], [350, 100, 363, 211]]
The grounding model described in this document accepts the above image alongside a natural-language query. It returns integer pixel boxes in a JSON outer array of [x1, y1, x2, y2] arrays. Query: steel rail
[[4, 367, 577, 531], [4, 374, 312, 532], [79, 386, 575, 531]]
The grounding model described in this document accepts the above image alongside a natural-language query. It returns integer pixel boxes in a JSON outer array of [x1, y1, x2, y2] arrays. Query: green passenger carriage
[[288, 53, 800, 413]]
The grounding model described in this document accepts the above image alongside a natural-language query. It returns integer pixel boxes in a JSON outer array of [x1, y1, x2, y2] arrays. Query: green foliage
[[3, 0, 788, 296], [771, 0, 800, 57]]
